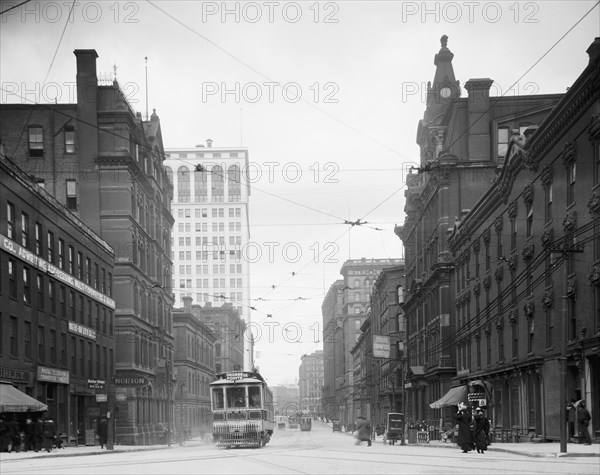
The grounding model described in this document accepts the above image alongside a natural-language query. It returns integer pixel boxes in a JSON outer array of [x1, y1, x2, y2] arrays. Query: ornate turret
[[424, 35, 461, 124]]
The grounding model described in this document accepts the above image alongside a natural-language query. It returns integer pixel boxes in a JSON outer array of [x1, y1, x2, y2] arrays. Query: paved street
[[1, 422, 598, 475]]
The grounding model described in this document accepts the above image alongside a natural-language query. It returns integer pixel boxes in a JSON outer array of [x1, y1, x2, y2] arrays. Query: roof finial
[[441, 35, 448, 48]]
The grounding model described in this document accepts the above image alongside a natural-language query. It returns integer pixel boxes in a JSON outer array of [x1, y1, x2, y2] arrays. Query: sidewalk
[[324, 422, 600, 458], [0, 437, 208, 462]]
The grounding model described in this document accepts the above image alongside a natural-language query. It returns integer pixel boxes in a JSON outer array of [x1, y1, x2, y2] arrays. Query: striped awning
[[0, 382, 47, 413], [429, 385, 467, 409]]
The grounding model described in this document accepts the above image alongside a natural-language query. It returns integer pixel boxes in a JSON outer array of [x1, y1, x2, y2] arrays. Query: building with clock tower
[[395, 35, 564, 428]]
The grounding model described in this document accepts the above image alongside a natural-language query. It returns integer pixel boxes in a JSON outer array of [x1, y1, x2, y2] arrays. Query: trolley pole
[[550, 244, 583, 454]]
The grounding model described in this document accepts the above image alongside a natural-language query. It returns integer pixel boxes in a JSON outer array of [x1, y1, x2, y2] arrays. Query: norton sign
[[113, 375, 149, 387]]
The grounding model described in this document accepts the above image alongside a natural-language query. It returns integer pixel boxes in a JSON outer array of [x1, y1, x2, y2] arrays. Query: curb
[[1, 445, 172, 461]]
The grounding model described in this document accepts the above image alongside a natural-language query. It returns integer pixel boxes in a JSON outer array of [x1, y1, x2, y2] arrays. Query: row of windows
[[176, 235, 243, 248], [176, 208, 242, 219], [27, 125, 74, 157], [176, 222, 243, 233], [174, 249, 244, 262], [3, 256, 114, 335], [0, 312, 113, 379], [166, 166, 242, 203], [6, 202, 112, 296], [178, 277, 245, 291], [178, 264, 244, 275], [175, 152, 240, 159]]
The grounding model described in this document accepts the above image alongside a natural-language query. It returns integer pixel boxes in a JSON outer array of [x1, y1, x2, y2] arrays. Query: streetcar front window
[[226, 386, 246, 408], [212, 387, 224, 409], [248, 386, 261, 408], [248, 411, 261, 420]]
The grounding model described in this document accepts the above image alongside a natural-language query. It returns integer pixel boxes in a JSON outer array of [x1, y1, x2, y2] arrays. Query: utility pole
[[106, 383, 115, 450], [549, 244, 583, 454]]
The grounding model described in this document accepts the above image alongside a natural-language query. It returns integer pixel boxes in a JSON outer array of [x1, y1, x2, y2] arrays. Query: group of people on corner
[[456, 403, 490, 454], [567, 399, 592, 445], [0, 415, 61, 453]]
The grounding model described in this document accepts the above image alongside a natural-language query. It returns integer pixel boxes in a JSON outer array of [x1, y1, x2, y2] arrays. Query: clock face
[[440, 86, 452, 98]]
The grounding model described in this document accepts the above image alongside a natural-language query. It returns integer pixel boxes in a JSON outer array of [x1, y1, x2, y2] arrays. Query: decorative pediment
[[566, 277, 577, 298], [495, 265, 504, 282], [508, 308, 518, 324], [483, 275, 491, 289], [482, 228, 491, 245], [562, 141, 576, 166], [494, 215, 503, 232], [588, 191, 600, 214], [473, 282, 481, 296], [522, 243, 535, 261], [508, 200, 518, 219], [508, 255, 518, 272], [541, 228, 554, 248], [523, 183, 534, 204], [540, 165, 553, 186], [541, 289, 554, 308], [523, 300, 535, 317], [563, 210, 577, 232], [588, 266, 600, 287]]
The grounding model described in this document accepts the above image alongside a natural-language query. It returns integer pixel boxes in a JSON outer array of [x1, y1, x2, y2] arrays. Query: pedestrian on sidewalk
[[23, 417, 34, 452], [577, 400, 592, 445], [43, 418, 56, 452], [33, 417, 44, 452], [98, 417, 108, 449], [7, 415, 21, 453], [456, 403, 474, 453], [355, 416, 371, 446], [472, 407, 490, 454]]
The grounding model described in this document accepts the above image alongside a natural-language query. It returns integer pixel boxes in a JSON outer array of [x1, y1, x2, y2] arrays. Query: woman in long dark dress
[[472, 407, 490, 454], [456, 403, 474, 453]]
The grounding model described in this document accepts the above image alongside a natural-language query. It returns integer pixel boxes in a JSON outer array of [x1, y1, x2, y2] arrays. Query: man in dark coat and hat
[[98, 417, 108, 449], [456, 403, 474, 453]]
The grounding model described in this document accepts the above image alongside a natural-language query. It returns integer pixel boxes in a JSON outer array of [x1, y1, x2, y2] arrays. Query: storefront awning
[[429, 385, 467, 409], [0, 381, 47, 413]]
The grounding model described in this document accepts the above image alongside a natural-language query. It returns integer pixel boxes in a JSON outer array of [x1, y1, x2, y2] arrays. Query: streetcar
[[299, 417, 312, 432], [210, 370, 274, 448]]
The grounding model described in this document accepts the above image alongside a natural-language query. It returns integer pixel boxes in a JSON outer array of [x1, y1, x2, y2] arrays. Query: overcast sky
[[2, 0, 599, 385]]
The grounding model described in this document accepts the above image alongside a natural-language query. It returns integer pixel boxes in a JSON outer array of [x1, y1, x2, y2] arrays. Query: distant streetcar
[[210, 371, 274, 448], [299, 417, 312, 431]]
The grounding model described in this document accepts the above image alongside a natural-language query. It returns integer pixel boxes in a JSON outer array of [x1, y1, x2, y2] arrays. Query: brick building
[[395, 36, 564, 427], [298, 350, 323, 418], [1, 144, 115, 443], [0, 49, 175, 445], [447, 38, 600, 442]]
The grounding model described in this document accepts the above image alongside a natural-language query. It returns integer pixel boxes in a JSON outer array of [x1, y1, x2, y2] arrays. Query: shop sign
[[69, 321, 96, 341], [373, 335, 391, 358], [116, 392, 127, 402], [87, 379, 106, 390], [0, 233, 115, 309], [113, 375, 148, 387], [0, 366, 29, 383], [96, 394, 107, 402], [37, 366, 69, 384], [468, 392, 485, 401]]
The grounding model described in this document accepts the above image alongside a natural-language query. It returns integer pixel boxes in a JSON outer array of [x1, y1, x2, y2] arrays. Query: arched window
[[194, 167, 207, 202], [211, 165, 224, 202], [177, 166, 190, 203], [228, 165, 241, 201]]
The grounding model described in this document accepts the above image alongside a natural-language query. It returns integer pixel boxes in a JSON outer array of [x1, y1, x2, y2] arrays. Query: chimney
[[206, 138, 213, 148], [464, 78, 494, 162], [73, 49, 101, 233], [182, 296, 193, 314]]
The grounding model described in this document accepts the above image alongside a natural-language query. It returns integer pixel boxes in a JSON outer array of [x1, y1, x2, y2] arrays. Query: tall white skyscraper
[[164, 140, 251, 328]]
